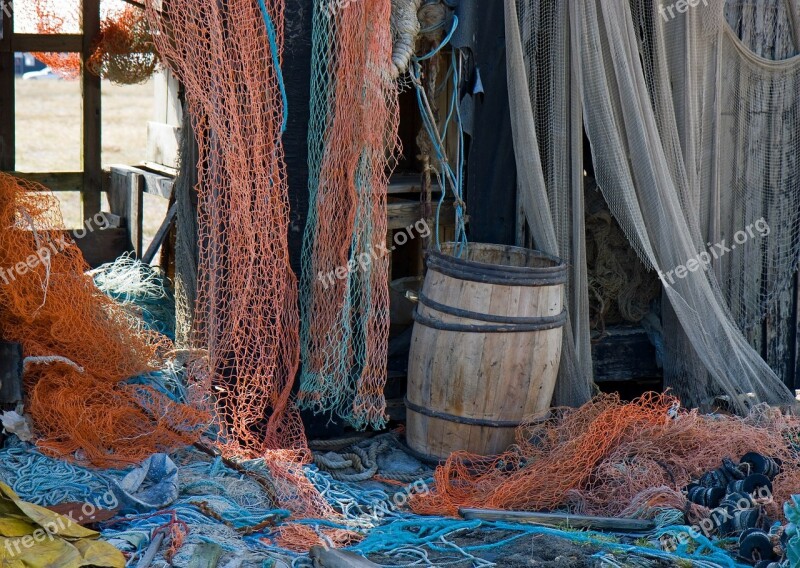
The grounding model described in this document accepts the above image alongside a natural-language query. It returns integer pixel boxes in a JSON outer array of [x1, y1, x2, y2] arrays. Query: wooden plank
[[0, 342, 23, 406], [110, 164, 174, 199], [82, 0, 102, 219], [459, 508, 656, 532], [127, 173, 144, 256], [309, 547, 379, 568], [592, 326, 660, 383], [142, 202, 177, 264], [72, 227, 132, 268], [145, 122, 181, 169], [0, 0, 12, 171], [108, 168, 130, 223], [10, 171, 84, 192], [9, 34, 83, 53], [388, 198, 455, 231], [0, 0, 10, 50], [387, 174, 439, 195]]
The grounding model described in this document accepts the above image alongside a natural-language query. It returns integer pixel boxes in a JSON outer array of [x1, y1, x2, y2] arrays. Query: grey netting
[[576, 0, 797, 409], [505, 0, 594, 407], [508, 0, 800, 409]]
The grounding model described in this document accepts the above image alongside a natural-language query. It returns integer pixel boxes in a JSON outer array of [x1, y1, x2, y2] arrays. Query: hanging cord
[[256, 0, 289, 133], [409, 15, 467, 253]]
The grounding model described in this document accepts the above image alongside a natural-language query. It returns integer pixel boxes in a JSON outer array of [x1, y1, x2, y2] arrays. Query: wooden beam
[[0, 342, 23, 406], [9, 34, 83, 53], [109, 164, 174, 199], [73, 227, 132, 268], [387, 198, 456, 231], [10, 171, 84, 192], [82, 0, 102, 219], [142, 202, 177, 264], [0, 0, 13, 171], [128, 173, 144, 257], [459, 508, 656, 532]]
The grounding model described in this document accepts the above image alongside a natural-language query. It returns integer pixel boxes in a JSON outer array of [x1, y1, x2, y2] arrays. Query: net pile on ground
[[23, 0, 158, 83], [298, 0, 401, 430], [0, 173, 208, 468], [411, 393, 800, 520]]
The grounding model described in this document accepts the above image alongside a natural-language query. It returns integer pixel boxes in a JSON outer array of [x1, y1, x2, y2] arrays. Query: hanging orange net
[[145, 0, 302, 459], [411, 393, 800, 521], [0, 173, 209, 468], [87, 6, 158, 85], [29, 1, 157, 84], [143, 0, 341, 520], [298, 0, 400, 430]]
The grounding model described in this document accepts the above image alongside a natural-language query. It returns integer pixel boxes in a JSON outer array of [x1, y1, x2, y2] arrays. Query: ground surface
[[15, 77, 167, 246]]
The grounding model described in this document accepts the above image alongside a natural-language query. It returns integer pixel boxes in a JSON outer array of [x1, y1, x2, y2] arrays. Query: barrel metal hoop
[[405, 397, 523, 428], [426, 257, 568, 286], [426, 248, 568, 285], [418, 292, 564, 326], [413, 307, 567, 333]]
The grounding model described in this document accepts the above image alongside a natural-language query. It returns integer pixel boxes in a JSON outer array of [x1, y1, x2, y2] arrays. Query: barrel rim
[[427, 243, 568, 285]]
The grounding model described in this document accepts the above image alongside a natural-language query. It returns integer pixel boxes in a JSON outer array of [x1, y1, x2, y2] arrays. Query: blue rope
[[415, 15, 459, 62], [257, 0, 289, 133]]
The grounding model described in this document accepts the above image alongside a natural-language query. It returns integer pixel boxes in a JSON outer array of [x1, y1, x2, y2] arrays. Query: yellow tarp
[[0, 481, 124, 568]]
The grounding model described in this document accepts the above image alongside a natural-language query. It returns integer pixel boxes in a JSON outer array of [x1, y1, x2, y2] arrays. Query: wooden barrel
[[406, 243, 566, 461]]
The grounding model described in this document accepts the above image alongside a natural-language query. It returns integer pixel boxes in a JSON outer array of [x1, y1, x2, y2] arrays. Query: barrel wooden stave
[[406, 243, 564, 460]]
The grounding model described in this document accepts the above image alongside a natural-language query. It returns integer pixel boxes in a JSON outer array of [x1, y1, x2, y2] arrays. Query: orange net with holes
[[29, 1, 157, 84], [0, 173, 209, 467], [411, 393, 800, 520], [297, 0, 400, 430], [87, 6, 158, 85], [143, 0, 338, 519]]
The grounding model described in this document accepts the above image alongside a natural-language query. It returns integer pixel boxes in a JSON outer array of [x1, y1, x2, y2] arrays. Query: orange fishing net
[[298, 0, 400, 430], [28, 0, 80, 78], [30, 1, 157, 84], [0, 173, 208, 467], [411, 393, 800, 520], [87, 6, 158, 85], [269, 524, 362, 552], [145, 0, 302, 459]]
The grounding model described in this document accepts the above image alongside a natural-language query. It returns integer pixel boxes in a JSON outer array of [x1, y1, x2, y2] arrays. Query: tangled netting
[[24, 1, 158, 84], [0, 173, 208, 468], [145, 0, 336, 520], [298, 0, 401, 430], [90, 254, 176, 340], [411, 393, 800, 521], [585, 185, 660, 331], [87, 6, 158, 85]]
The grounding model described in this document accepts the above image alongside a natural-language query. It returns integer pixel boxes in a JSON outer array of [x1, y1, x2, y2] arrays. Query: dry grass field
[[15, 78, 167, 247]]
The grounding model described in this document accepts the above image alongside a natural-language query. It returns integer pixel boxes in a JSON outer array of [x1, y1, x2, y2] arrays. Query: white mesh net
[[507, 0, 800, 409]]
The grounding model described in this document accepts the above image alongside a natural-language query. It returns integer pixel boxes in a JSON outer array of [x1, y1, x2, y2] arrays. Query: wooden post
[[128, 172, 144, 257], [0, 0, 14, 171], [82, 0, 102, 218], [0, 341, 23, 407]]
